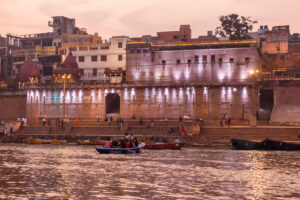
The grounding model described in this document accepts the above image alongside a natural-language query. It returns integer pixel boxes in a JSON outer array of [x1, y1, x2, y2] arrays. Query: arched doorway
[[105, 93, 120, 114]]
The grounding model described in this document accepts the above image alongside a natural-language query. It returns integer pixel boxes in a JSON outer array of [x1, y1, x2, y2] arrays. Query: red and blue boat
[[144, 142, 185, 150]]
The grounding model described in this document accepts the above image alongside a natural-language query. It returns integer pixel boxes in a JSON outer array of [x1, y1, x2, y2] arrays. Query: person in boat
[[129, 140, 133, 148], [124, 132, 130, 140], [111, 140, 118, 148], [174, 137, 180, 143], [105, 138, 111, 148], [120, 140, 126, 148], [134, 138, 139, 147], [125, 140, 130, 148], [130, 134, 134, 140]]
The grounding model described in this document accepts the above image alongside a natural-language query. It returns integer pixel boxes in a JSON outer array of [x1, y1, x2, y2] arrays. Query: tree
[[215, 14, 258, 40]]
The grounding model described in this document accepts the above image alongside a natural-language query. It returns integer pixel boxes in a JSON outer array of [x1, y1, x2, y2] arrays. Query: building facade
[[126, 40, 259, 85], [70, 36, 130, 83]]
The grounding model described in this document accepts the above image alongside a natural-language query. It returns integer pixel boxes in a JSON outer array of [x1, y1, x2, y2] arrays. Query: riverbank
[[1, 124, 300, 149]]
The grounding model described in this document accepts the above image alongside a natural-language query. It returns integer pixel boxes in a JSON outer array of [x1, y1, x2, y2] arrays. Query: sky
[[0, 0, 299, 39]]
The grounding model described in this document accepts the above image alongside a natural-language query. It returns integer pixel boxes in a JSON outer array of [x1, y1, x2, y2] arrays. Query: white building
[[69, 36, 130, 83]]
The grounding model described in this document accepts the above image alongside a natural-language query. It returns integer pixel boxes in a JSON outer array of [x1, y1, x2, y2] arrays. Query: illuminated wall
[[26, 86, 256, 121], [126, 42, 259, 84]]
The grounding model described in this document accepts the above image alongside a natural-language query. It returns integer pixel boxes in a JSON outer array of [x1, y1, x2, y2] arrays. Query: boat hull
[[52, 139, 67, 145], [29, 139, 51, 144], [96, 147, 143, 154], [144, 143, 185, 150], [231, 139, 300, 151]]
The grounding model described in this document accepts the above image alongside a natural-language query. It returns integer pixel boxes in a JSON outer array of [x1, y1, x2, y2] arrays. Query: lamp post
[[249, 69, 259, 126], [62, 74, 71, 118]]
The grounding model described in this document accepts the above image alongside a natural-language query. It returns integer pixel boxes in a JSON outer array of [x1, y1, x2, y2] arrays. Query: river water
[[0, 144, 300, 200]]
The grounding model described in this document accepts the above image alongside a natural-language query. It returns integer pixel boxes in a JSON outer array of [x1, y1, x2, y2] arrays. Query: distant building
[[70, 36, 129, 83], [58, 34, 102, 55], [261, 25, 289, 54], [260, 25, 300, 72], [48, 16, 87, 47]]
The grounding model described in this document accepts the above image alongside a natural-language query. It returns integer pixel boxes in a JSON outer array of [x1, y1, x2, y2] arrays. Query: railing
[[259, 74, 300, 81]]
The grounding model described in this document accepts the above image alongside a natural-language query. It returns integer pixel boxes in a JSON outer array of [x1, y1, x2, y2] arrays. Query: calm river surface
[[0, 144, 300, 200]]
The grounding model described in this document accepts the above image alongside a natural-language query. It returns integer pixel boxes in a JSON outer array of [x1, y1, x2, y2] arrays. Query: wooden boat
[[144, 142, 185, 150], [76, 140, 93, 145], [92, 140, 106, 145], [231, 139, 300, 151], [52, 139, 67, 145], [96, 146, 143, 154], [231, 139, 261, 150], [29, 139, 52, 144]]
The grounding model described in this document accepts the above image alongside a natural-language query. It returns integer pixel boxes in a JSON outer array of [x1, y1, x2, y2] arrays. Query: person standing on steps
[[227, 117, 232, 128]]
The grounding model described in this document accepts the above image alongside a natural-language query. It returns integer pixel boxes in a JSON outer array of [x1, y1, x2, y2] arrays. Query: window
[[143, 49, 148, 53], [187, 59, 191, 65], [118, 42, 123, 48], [91, 56, 98, 62], [137, 49, 141, 53], [93, 68, 97, 76], [176, 59, 181, 65], [211, 55, 215, 62], [245, 57, 250, 63], [194, 55, 199, 63], [90, 47, 99, 50], [79, 69, 84, 76], [162, 60, 166, 65], [118, 55, 123, 61], [130, 50, 135, 54], [79, 56, 85, 62], [218, 58, 223, 63], [101, 55, 107, 61], [202, 55, 207, 62], [79, 47, 88, 51], [173, 35, 179, 39], [230, 58, 234, 63]]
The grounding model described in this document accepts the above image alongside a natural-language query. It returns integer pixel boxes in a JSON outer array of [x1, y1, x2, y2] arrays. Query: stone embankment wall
[[0, 91, 27, 121], [271, 86, 300, 125], [26, 86, 257, 122]]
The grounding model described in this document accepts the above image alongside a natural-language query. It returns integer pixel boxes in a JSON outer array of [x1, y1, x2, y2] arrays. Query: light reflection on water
[[0, 144, 300, 199]]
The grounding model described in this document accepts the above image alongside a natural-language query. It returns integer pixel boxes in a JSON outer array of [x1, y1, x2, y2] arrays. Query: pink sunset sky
[[0, 0, 299, 39]]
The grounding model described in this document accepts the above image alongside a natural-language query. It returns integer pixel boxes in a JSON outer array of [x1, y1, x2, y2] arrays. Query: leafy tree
[[215, 14, 258, 40]]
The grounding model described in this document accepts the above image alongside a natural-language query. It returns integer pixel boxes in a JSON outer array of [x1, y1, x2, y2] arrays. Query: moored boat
[[231, 139, 261, 150], [96, 146, 143, 154], [231, 139, 300, 151], [52, 139, 67, 145], [76, 140, 93, 145], [144, 142, 185, 150], [29, 139, 52, 144], [92, 140, 106, 145]]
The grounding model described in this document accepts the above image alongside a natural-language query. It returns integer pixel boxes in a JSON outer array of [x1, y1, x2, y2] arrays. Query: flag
[[181, 125, 188, 136]]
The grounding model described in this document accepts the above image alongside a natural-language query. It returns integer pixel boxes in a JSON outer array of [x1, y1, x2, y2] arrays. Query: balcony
[[48, 21, 53, 27]]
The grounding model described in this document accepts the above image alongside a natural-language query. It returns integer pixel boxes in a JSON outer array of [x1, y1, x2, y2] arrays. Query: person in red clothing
[[125, 140, 130, 148]]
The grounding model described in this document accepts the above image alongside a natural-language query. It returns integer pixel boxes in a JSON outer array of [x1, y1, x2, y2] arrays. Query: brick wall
[[0, 92, 27, 120]]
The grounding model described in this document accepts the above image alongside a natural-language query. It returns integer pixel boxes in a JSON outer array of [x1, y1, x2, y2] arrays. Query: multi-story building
[[69, 36, 130, 83], [58, 34, 101, 55], [48, 16, 87, 47], [126, 38, 259, 85]]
